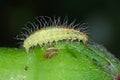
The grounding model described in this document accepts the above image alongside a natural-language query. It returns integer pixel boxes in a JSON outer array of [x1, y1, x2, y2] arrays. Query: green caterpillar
[[19, 16, 88, 52]]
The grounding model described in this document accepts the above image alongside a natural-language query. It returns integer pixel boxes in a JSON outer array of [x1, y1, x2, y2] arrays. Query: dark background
[[0, 0, 120, 58]]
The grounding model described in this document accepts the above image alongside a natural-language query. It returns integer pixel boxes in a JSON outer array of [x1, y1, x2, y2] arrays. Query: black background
[[0, 0, 120, 58]]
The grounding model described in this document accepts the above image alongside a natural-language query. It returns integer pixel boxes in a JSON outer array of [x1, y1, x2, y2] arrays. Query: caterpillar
[[17, 16, 88, 52]]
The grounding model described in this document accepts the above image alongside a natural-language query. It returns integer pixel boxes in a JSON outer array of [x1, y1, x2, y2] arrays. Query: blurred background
[[0, 0, 120, 58]]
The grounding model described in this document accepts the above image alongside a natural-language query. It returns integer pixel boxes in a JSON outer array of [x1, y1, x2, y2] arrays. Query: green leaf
[[0, 42, 120, 80]]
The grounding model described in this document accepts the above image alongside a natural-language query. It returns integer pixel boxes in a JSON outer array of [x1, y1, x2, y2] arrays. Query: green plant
[[0, 42, 120, 80]]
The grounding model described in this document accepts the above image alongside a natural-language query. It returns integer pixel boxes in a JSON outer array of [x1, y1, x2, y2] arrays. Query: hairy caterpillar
[[17, 16, 88, 52]]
